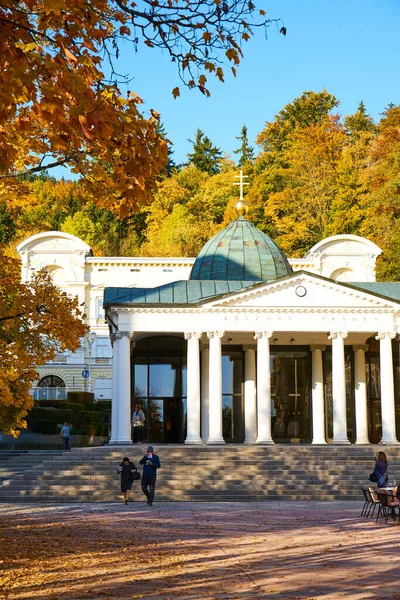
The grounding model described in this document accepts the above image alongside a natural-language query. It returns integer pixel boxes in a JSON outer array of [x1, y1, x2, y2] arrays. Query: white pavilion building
[[15, 203, 400, 447]]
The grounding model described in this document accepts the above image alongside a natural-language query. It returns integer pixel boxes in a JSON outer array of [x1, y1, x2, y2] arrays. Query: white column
[[329, 331, 350, 444], [353, 344, 369, 444], [184, 332, 203, 444], [254, 331, 274, 445], [376, 332, 398, 444], [109, 333, 119, 444], [201, 344, 210, 443], [310, 345, 327, 444], [243, 345, 257, 444], [113, 331, 133, 444], [206, 331, 225, 444]]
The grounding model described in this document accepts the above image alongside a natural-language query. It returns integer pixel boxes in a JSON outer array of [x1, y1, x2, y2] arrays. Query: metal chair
[[367, 487, 381, 519], [376, 491, 400, 524], [361, 487, 372, 517]]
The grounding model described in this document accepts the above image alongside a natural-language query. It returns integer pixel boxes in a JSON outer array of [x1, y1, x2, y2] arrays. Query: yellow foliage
[[0, 255, 87, 434]]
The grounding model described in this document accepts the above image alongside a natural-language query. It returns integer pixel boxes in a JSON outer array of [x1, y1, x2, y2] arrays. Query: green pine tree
[[343, 101, 376, 138], [187, 129, 222, 175], [234, 125, 254, 167]]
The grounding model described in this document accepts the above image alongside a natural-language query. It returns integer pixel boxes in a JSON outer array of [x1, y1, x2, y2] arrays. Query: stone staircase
[[0, 450, 64, 486], [0, 445, 399, 503]]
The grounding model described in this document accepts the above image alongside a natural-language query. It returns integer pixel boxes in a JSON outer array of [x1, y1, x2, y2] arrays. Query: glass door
[[271, 349, 311, 443], [221, 348, 244, 443]]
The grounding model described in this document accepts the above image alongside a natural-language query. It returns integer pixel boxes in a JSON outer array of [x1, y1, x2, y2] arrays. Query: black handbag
[[369, 472, 377, 483], [133, 471, 141, 481]]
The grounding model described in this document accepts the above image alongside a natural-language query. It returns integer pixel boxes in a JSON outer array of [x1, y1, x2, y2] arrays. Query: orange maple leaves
[[0, 255, 87, 435], [0, 1, 168, 216]]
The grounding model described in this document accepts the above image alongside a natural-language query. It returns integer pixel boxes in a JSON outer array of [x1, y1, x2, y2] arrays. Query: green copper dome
[[190, 216, 292, 282]]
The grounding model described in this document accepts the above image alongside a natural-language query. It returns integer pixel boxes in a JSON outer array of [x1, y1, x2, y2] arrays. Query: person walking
[[139, 446, 160, 506], [373, 451, 389, 488], [132, 403, 145, 444], [60, 422, 71, 450], [117, 456, 138, 505]]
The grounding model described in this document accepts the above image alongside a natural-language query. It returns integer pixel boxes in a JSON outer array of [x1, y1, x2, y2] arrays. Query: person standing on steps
[[374, 451, 389, 489], [139, 446, 160, 506], [132, 403, 145, 444], [60, 422, 71, 450], [117, 456, 138, 505]]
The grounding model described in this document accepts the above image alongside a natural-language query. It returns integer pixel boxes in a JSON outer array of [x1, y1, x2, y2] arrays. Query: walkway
[[0, 501, 398, 600]]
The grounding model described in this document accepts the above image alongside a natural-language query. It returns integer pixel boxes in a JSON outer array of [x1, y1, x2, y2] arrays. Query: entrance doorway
[[221, 347, 244, 443], [133, 336, 187, 444], [143, 397, 185, 443], [271, 349, 311, 443]]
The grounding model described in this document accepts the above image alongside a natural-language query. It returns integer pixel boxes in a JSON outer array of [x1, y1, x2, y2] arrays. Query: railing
[[30, 387, 67, 400]]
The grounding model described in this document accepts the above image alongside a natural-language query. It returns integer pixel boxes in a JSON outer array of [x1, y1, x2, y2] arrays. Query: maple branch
[[0, 155, 77, 179], [0, 313, 25, 324]]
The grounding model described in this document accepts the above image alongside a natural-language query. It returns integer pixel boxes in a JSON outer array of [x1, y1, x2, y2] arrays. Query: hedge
[[73, 423, 109, 436], [80, 411, 104, 424], [32, 419, 58, 435], [67, 391, 95, 404], [28, 407, 74, 424], [35, 401, 85, 412], [28, 395, 111, 438]]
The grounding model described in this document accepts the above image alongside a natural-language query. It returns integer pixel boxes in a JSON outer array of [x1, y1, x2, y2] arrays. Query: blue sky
[[55, 0, 400, 177]]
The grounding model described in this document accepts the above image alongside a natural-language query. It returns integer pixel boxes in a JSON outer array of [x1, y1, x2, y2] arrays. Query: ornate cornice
[[108, 305, 397, 315], [205, 275, 398, 309], [86, 257, 194, 268]]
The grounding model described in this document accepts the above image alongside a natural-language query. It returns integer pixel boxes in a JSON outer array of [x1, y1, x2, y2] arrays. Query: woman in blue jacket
[[374, 451, 389, 489]]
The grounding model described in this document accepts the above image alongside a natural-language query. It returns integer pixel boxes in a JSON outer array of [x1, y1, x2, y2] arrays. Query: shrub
[[28, 407, 74, 424], [67, 391, 95, 404], [32, 419, 58, 435], [74, 423, 109, 436]]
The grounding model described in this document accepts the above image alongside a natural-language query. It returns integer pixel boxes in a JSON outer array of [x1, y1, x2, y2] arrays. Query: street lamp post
[[87, 331, 97, 393]]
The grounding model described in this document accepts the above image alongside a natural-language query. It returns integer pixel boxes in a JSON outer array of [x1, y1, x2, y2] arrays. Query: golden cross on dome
[[233, 169, 249, 200]]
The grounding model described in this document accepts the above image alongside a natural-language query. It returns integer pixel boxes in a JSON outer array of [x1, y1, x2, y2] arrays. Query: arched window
[[38, 375, 65, 388]]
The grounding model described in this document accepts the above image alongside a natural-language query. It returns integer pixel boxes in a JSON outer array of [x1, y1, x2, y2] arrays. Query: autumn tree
[[187, 129, 222, 175], [327, 104, 376, 236], [234, 125, 255, 167], [256, 89, 339, 159], [0, 1, 283, 216], [0, 257, 86, 434], [343, 101, 376, 138], [360, 106, 400, 280]]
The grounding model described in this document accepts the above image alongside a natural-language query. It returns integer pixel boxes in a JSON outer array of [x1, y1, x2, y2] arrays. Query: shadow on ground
[[0, 502, 399, 600]]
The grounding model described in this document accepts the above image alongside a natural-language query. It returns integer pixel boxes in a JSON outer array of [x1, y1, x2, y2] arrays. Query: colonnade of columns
[[109, 329, 399, 446]]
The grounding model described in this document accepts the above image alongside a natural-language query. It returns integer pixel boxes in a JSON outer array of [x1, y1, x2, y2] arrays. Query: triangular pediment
[[203, 272, 400, 310]]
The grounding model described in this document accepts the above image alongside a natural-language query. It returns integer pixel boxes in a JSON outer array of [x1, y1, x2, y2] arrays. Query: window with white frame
[[96, 336, 112, 358], [96, 297, 104, 319]]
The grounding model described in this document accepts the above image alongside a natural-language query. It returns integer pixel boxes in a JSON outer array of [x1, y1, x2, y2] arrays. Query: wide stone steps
[[0, 445, 398, 502]]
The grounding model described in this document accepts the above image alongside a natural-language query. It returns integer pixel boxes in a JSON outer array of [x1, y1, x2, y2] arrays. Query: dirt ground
[[0, 501, 399, 600]]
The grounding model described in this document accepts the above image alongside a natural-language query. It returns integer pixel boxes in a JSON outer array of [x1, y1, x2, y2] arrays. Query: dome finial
[[234, 198, 249, 216], [233, 169, 249, 217]]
